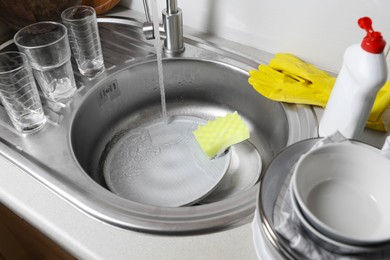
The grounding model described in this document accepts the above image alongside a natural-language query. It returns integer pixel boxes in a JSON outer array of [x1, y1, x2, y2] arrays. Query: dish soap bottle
[[319, 17, 387, 139]]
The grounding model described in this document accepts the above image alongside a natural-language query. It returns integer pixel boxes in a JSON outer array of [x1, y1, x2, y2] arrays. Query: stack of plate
[[290, 142, 390, 254]]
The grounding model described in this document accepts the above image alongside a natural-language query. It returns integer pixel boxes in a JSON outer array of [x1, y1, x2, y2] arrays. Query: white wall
[[121, 0, 390, 74]]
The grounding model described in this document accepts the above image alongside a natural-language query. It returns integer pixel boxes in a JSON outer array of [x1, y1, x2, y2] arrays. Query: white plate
[[103, 116, 231, 207]]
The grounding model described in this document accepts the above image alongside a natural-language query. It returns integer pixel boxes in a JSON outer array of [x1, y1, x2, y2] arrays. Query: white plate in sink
[[103, 116, 231, 207]]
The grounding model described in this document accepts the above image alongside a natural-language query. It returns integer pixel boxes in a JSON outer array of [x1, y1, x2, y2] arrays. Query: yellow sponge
[[193, 111, 250, 158]]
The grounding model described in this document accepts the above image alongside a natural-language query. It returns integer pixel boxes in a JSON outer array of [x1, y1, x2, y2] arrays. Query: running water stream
[[151, 0, 168, 123]]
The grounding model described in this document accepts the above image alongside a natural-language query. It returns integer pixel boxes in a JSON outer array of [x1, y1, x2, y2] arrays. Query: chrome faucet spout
[[142, 0, 184, 54], [166, 0, 178, 14]]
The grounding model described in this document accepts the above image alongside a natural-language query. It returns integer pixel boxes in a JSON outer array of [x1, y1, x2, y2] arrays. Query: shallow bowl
[[292, 142, 390, 245]]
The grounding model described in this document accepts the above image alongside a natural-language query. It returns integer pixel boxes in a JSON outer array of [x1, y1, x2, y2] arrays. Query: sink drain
[[103, 116, 231, 207]]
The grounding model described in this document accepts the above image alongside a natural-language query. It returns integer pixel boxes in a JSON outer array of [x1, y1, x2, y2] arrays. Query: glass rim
[[14, 21, 68, 50], [0, 51, 28, 75], [61, 5, 96, 22]]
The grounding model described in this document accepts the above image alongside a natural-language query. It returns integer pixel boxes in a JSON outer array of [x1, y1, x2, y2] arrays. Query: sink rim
[[0, 17, 318, 235], [67, 56, 317, 234]]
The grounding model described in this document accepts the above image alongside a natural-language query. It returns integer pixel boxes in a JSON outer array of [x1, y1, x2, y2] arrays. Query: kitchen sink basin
[[0, 17, 317, 234]]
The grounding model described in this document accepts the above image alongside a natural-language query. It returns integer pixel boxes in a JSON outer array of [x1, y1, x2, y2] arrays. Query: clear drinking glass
[[61, 5, 105, 77], [14, 21, 77, 102], [0, 52, 47, 133]]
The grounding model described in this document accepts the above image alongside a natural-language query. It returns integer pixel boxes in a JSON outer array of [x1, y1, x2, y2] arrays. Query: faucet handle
[[143, 22, 155, 40], [143, 22, 166, 40]]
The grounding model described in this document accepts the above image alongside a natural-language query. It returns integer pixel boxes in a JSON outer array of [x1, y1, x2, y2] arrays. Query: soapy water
[[102, 117, 231, 206], [105, 119, 204, 183]]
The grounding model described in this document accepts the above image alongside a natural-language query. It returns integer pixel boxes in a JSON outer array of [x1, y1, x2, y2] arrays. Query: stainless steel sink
[[0, 17, 317, 234]]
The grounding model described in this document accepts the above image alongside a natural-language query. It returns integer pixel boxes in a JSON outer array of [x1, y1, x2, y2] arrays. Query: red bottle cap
[[358, 17, 386, 54]]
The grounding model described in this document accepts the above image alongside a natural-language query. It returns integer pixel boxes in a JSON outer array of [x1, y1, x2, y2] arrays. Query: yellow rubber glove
[[248, 53, 390, 132], [249, 64, 331, 107], [269, 53, 336, 96], [366, 81, 390, 131]]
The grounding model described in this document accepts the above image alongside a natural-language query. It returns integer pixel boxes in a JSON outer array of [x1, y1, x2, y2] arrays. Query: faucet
[[142, 0, 185, 54]]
